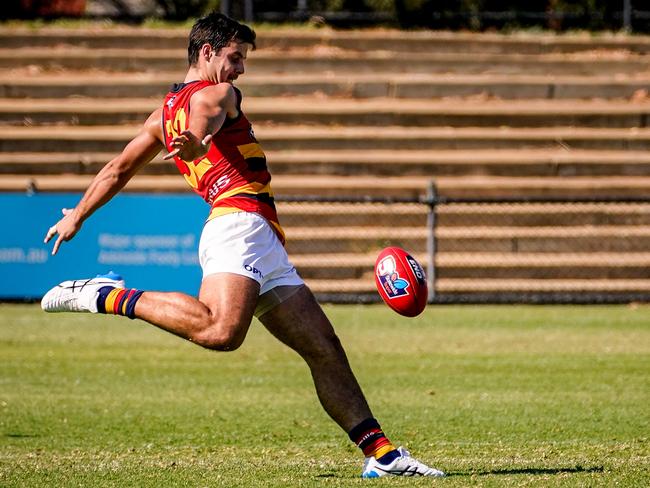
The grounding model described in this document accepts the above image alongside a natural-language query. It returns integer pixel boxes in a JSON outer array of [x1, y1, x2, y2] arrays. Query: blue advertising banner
[[0, 193, 208, 299]]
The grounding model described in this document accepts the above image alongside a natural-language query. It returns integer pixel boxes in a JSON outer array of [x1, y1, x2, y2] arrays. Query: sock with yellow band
[[96, 286, 143, 319], [348, 418, 400, 465]]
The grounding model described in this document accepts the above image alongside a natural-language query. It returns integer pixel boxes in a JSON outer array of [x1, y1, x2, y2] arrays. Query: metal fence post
[[244, 0, 254, 22], [221, 0, 253, 22], [221, 0, 230, 16], [623, 0, 633, 31], [426, 180, 437, 303]]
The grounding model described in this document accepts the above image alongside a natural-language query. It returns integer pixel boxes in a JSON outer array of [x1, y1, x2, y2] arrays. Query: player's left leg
[[259, 285, 371, 431], [258, 285, 445, 478]]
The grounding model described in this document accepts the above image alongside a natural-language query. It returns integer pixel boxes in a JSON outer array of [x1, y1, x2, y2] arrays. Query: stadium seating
[[1, 27, 649, 301]]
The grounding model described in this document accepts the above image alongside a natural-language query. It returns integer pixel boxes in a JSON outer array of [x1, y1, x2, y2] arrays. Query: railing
[[1, 187, 648, 304], [278, 185, 650, 304]]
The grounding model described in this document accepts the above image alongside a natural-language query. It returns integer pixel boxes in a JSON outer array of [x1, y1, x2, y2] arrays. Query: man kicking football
[[41, 12, 444, 479]]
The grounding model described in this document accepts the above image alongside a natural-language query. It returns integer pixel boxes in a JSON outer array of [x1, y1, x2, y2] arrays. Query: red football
[[374, 247, 428, 317]]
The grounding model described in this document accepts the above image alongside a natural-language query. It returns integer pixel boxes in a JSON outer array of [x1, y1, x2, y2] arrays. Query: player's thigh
[[258, 285, 341, 358], [199, 272, 260, 331]]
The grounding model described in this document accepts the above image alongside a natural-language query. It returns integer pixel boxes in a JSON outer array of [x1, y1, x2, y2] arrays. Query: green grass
[[1, 304, 649, 486]]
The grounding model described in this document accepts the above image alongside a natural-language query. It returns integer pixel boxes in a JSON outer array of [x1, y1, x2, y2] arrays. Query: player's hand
[[163, 130, 212, 161], [44, 208, 82, 256]]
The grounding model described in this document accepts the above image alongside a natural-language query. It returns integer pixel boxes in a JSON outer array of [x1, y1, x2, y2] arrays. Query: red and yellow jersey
[[161, 80, 285, 244]]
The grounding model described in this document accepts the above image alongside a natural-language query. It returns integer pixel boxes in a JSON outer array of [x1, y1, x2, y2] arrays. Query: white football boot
[[361, 447, 445, 478], [41, 272, 125, 313]]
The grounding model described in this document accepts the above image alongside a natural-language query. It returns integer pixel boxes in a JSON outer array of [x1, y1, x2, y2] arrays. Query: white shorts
[[198, 211, 304, 296]]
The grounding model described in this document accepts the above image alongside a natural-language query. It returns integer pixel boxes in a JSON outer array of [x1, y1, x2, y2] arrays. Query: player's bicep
[[189, 85, 235, 137], [191, 99, 228, 137]]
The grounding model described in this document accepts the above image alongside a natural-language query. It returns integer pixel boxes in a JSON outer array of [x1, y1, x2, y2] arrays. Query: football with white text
[[374, 247, 428, 317]]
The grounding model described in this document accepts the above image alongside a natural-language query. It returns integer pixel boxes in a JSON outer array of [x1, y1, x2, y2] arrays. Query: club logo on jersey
[[166, 96, 176, 109], [376, 255, 409, 299]]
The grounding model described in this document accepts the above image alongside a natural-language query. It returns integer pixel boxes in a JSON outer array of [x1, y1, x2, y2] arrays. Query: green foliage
[[153, 0, 220, 21], [391, 0, 635, 30], [305, 0, 395, 12], [1, 304, 649, 486], [364, 0, 395, 12]]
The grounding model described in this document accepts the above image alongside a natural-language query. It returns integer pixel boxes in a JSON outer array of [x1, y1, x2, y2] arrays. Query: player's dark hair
[[187, 12, 256, 66]]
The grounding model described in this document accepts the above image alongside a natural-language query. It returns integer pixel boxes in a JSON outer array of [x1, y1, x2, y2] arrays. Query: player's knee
[[192, 319, 247, 351], [193, 328, 244, 351]]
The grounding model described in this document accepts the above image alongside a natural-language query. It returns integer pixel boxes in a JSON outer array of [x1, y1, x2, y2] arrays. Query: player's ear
[[201, 43, 213, 61]]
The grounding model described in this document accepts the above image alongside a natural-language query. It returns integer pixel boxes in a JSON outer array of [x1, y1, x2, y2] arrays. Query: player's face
[[210, 41, 250, 84]]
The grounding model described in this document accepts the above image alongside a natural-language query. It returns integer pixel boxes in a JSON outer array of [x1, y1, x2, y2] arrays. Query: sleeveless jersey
[[161, 80, 285, 244]]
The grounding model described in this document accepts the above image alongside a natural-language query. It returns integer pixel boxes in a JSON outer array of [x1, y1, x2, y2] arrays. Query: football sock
[[348, 418, 399, 464], [96, 286, 144, 319]]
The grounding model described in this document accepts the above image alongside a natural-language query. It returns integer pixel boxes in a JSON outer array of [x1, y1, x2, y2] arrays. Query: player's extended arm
[[44, 109, 164, 255], [163, 83, 236, 162]]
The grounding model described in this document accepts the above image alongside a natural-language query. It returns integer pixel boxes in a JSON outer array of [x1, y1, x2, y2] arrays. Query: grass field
[[1, 303, 648, 487]]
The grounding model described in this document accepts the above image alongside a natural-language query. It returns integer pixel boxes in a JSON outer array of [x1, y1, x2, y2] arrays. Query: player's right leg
[[41, 271, 260, 352], [42, 212, 270, 351], [41, 271, 125, 313], [131, 272, 260, 350]]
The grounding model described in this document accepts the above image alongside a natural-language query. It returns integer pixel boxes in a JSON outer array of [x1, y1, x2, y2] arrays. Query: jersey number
[[165, 107, 211, 189]]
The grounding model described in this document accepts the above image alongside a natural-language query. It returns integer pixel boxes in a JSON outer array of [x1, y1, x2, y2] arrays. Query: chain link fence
[[278, 190, 650, 304]]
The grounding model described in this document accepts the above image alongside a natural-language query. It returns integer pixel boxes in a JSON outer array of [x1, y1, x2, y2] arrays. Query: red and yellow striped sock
[[97, 286, 144, 319], [348, 418, 398, 461]]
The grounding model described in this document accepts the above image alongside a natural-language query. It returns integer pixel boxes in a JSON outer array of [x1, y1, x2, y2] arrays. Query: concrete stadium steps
[[3, 47, 650, 75], [266, 149, 650, 177], [276, 202, 650, 227], [291, 252, 650, 280], [4, 73, 650, 100], [435, 202, 650, 226], [434, 278, 650, 293], [305, 277, 650, 295], [2, 149, 650, 178], [3, 28, 650, 54], [3, 174, 650, 199], [1, 26, 648, 301], [436, 253, 650, 279], [3, 125, 650, 153], [4, 97, 650, 128], [283, 225, 650, 254], [301, 271, 650, 295]]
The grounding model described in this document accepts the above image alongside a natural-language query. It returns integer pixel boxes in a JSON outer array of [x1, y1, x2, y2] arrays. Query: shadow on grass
[[447, 465, 604, 477], [313, 465, 604, 479]]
